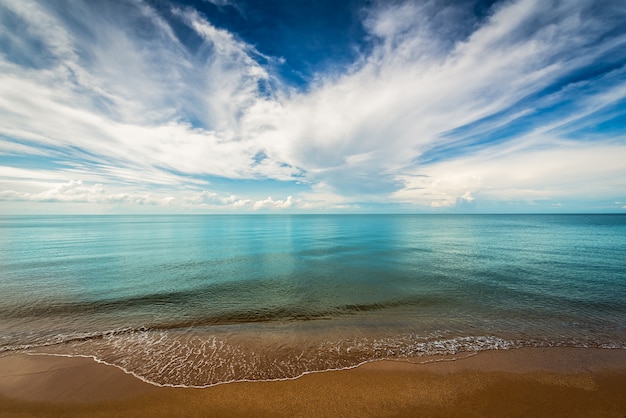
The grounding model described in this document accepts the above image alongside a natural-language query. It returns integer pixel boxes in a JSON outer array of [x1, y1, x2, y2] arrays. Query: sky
[[1, 0, 625, 214]]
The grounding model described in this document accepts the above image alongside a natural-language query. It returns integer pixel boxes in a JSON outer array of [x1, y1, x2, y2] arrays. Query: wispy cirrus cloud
[[261, 0, 626, 200], [0, 0, 625, 213]]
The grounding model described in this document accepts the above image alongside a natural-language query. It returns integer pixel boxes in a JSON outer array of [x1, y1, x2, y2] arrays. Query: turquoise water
[[1, 215, 625, 386]]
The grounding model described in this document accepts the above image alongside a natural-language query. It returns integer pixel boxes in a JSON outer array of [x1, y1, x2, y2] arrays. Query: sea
[[1, 214, 625, 387]]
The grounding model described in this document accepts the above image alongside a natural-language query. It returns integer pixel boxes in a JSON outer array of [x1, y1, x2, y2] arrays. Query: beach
[[1, 347, 625, 417], [2, 215, 625, 416]]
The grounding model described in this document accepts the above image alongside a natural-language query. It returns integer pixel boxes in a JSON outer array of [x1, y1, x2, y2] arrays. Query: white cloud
[[186, 190, 251, 208], [247, 0, 626, 200], [1, 0, 625, 212], [252, 196, 294, 210], [0, 0, 276, 178], [0, 180, 170, 205], [394, 141, 626, 207], [0, 179, 307, 212], [202, 0, 235, 8]]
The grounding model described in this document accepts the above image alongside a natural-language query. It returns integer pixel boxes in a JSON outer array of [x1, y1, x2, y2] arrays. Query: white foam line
[[25, 351, 393, 388], [387, 351, 481, 365], [19, 342, 626, 389], [12, 349, 537, 389]]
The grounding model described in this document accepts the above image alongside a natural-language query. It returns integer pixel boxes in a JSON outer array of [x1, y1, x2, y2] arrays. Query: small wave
[[0, 292, 450, 330], [20, 330, 626, 388], [0, 327, 138, 355]]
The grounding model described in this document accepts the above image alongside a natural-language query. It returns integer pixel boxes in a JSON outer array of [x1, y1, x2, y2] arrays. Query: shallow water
[[1, 214, 625, 386]]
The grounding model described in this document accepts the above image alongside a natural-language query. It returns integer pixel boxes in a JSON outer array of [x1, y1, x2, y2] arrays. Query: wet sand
[[1, 348, 625, 417]]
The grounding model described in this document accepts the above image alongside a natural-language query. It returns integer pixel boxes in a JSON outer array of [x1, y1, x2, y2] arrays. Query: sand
[[1, 348, 625, 417]]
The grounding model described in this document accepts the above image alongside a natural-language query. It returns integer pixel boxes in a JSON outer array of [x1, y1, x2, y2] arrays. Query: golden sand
[[1, 348, 625, 417]]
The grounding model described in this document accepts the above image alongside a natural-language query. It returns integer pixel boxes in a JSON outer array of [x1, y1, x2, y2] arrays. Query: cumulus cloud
[[252, 196, 294, 210], [0, 179, 306, 212], [394, 141, 626, 208], [0, 180, 177, 206]]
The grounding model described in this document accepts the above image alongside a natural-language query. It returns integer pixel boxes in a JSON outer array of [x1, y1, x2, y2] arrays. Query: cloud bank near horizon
[[1, 0, 625, 213]]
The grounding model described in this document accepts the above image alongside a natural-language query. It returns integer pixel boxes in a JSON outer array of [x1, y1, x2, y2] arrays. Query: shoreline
[[1, 347, 625, 417]]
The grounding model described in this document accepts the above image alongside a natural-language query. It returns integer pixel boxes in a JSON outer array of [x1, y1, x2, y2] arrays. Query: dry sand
[[1, 348, 625, 417]]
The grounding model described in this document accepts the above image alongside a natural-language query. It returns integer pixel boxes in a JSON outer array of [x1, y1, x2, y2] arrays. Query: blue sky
[[1, 0, 625, 213]]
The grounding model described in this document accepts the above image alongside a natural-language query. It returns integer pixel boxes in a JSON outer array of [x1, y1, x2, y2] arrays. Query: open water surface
[[1, 214, 624, 386]]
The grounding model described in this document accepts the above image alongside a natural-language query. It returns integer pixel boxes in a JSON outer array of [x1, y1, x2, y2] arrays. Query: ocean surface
[[1, 214, 625, 386]]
